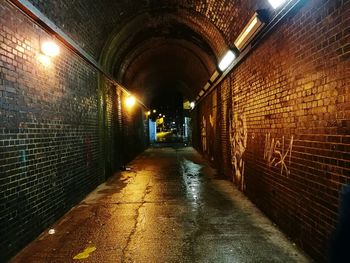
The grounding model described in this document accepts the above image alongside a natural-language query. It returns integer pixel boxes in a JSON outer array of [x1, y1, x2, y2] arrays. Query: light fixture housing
[[41, 41, 60, 57], [203, 82, 211, 91], [210, 70, 221, 82], [268, 0, 287, 9], [218, 50, 236, 72], [234, 12, 265, 51]]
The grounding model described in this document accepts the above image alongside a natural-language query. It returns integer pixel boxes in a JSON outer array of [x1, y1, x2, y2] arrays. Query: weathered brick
[[0, 2, 148, 262], [194, 0, 350, 262]]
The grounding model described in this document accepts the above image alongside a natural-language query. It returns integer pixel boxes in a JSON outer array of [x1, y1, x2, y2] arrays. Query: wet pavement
[[12, 146, 311, 263]]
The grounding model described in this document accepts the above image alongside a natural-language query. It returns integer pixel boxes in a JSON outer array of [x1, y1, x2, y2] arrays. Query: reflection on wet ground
[[13, 146, 311, 263]]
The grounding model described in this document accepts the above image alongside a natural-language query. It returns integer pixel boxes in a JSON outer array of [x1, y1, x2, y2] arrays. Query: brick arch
[[99, 9, 228, 103], [100, 9, 228, 71]]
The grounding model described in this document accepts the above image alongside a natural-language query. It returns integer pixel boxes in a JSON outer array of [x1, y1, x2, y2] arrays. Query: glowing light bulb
[[190, 101, 195, 109], [125, 96, 136, 107], [38, 54, 51, 66], [218, 50, 236, 71], [41, 41, 60, 57]]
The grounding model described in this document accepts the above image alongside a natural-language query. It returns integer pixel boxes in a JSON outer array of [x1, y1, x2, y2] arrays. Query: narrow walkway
[[13, 147, 310, 263]]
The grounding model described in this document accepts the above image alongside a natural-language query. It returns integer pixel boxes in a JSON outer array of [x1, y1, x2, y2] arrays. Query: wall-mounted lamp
[[234, 12, 265, 51], [218, 50, 236, 72], [125, 95, 136, 108], [153, 109, 157, 113], [41, 41, 60, 57], [38, 40, 60, 66], [268, 0, 287, 9]]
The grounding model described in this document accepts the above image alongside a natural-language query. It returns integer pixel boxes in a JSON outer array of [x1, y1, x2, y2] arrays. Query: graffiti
[[229, 111, 247, 190], [209, 114, 214, 128], [264, 133, 294, 176], [201, 116, 207, 152]]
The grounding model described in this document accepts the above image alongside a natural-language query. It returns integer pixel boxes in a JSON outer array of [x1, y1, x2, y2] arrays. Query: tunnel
[[0, 0, 349, 262]]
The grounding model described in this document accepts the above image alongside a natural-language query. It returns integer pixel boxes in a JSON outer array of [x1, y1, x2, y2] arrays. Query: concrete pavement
[[12, 146, 311, 263]]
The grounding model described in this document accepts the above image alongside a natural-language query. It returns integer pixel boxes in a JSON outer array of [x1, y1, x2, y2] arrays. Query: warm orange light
[[41, 41, 60, 57], [125, 96, 136, 108], [38, 54, 51, 66]]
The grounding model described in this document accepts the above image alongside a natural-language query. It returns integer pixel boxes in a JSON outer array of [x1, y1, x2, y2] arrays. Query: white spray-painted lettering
[[264, 133, 294, 176]]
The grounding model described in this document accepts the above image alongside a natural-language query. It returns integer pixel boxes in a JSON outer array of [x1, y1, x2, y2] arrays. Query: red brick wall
[[195, 0, 350, 261], [0, 2, 147, 261]]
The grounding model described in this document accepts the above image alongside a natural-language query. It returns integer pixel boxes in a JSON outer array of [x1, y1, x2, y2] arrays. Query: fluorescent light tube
[[218, 50, 236, 72], [203, 82, 210, 91], [234, 12, 265, 51]]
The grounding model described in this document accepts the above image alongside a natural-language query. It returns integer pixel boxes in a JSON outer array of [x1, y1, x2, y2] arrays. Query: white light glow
[[190, 101, 195, 109], [125, 96, 136, 107], [234, 12, 265, 51], [235, 17, 258, 48], [268, 0, 287, 9], [218, 50, 236, 72], [38, 54, 51, 66], [41, 41, 60, 57]]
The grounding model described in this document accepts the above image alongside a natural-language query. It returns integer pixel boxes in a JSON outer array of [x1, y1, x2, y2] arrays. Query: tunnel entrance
[[1, 0, 349, 262]]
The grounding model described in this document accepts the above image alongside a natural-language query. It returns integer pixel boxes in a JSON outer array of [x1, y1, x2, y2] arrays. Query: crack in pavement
[[120, 176, 151, 262]]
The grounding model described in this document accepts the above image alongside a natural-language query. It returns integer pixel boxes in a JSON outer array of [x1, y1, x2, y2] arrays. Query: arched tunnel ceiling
[[100, 11, 226, 103], [28, 0, 272, 105], [120, 39, 213, 103]]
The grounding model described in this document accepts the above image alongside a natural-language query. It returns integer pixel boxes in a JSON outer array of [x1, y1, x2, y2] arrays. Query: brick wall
[[194, 0, 350, 261], [0, 2, 148, 261], [25, 0, 263, 60]]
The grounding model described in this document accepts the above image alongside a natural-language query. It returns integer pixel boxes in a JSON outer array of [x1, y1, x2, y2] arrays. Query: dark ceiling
[[28, 0, 269, 105]]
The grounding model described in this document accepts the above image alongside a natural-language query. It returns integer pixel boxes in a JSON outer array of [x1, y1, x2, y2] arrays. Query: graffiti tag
[[264, 133, 294, 176]]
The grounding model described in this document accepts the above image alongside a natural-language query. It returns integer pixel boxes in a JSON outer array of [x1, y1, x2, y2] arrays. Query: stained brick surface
[[26, 0, 264, 60], [2, 0, 350, 262], [194, 0, 350, 262], [0, 2, 147, 261]]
